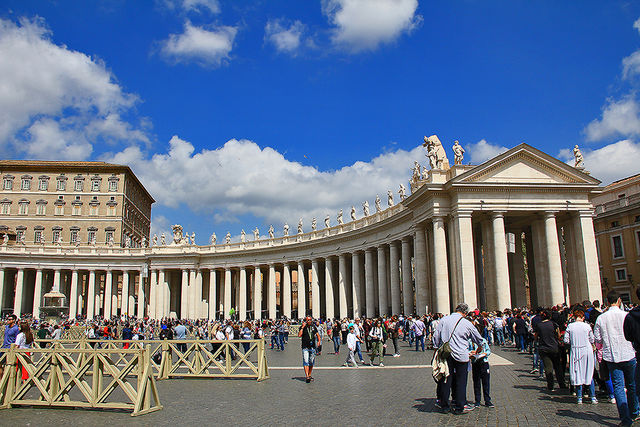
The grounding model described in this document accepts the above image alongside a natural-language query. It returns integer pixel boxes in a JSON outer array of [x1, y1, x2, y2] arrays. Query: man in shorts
[[298, 316, 321, 383]]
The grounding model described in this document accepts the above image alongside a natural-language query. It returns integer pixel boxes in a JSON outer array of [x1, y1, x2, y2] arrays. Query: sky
[[1, 0, 640, 244]]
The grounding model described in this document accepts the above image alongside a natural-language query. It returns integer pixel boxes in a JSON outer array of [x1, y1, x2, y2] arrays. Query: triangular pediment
[[451, 143, 601, 185]]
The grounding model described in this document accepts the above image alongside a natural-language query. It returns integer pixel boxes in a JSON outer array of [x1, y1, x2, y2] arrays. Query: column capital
[[452, 209, 474, 219], [491, 211, 507, 219], [576, 210, 594, 219], [432, 216, 445, 225], [542, 210, 559, 219]]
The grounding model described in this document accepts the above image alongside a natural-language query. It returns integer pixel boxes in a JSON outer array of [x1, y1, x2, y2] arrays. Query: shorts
[[302, 348, 316, 367]]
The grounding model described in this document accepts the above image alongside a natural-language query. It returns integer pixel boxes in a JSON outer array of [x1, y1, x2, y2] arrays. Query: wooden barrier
[[0, 345, 162, 416]]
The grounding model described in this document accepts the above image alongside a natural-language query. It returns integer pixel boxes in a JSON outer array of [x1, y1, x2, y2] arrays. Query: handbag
[[439, 317, 464, 360]]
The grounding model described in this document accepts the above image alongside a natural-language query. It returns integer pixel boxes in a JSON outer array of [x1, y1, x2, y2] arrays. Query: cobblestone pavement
[[3, 338, 622, 426]]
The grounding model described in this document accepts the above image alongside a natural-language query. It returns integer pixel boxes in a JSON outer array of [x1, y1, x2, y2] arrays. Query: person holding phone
[[298, 316, 321, 383]]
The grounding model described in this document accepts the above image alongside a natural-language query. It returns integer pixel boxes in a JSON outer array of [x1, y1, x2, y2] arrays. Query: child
[[343, 326, 359, 368], [470, 336, 494, 408]]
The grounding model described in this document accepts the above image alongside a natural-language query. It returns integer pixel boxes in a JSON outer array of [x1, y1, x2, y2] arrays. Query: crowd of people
[[3, 288, 640, 425]]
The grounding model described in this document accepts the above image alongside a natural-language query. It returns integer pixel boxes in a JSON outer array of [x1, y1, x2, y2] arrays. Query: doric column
[[148, 269, 157, 319], [224, 268, 232, 319], [511, 231, 527, 307], [87, 270, 96, 320], [239, 267, 247, 321], [121, 271, 129, 316], [102, 270, 112, 318], [209, 269, 217, 320], [377, 245, 388, 316], [338, 254, 348, 319], [268, 264, 276, 319], [0, 269, 4, 314], [453, 211, 478, 309], [297, 262, 306, 318], [157, 270, 166, 318], [325, 258, 335, 319], [365, 249, 375, 317], [573, 211, 603, 303], [195, 269, 203, 319], [414, 226, 428, 315], [254, 266, 261, 320], [283, 264, 292, 319], [389, 241, 401, 315], [491, 212, 512, 310], [180, 269, 189, 318], [32, 269, 44, 319], [543, 212, 565, 306], [311, 259, 320, 318], [352, 252, 362, 318], [530, 220, 548, 306], [14, 269, 25, 316], [481, 220, 496, 309], [68, 270, 78, 319], [133, 271, 142, 318], [189, 269, 197, 319], [401, 237, 414, 314], [432, 217, 450, 314]]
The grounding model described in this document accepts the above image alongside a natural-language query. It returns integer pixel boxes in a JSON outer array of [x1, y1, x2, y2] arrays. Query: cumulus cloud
[[467, 139, 509, 164], [107, 136, 426, 232], [265, 19, 305, 55], [150, 214, 171, 240], [160, 21, 237, 67], [559, 139, 640, 184], [0, 17, 148, 159], [584, 96, 640, 141], [322, 0, 422, 52], [622, 50, 640, 79]]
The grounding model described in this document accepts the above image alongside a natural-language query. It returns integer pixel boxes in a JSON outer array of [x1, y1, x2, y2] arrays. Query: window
[[87, 229, 96, 244], [36, 203, 46, 215], [38, 177, 49, 191], [90, 205, 98, 216], [618, 193, 626, 199], [3, 177, 13, 190], [16, 229, 24, 242], [21, 178, 31, 190], [72, 205, 81, 216], [70, 229, 79, 244], [616, 268, 628, 282], [55, 205, 64, 216], [107, 205, 116, 216], [52, 229, 60, 243], [108, 180, 117, 191], [612, 235, 625, 258], [74, 180, 83, 191], [91, 179, 101, 192], [611, 221, 621, 228], [1, 202, 10, 215], [34, 230, 42, 243], [18, 201, 28, 215], [56, 178, 66, 191], [636, 215, 640, 223], [105, 230, 114, 244]]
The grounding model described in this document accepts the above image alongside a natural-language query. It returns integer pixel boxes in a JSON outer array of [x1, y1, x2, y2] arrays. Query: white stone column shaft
[[377, 246, 389, 316], [283, 264, 292, 319], [148, 269, 157, 319], [574, 212, 603, 303], [87, 270, 96, 320], [365, 249, 375, 316], [224, 268, 232, 319], [195, 269, 203, 318], [209, 269, 217, 320], [189, 269, 197, 319], [254, 266, 262, 319], [338, 254, 348, 319], [103, 270, 113, 318], [389, 242, 401, 315], [544, 212, 565, 306], [157, 270, 166, 318], [311, 260, 320, 318], [491, 212, 512, 311], [121, 271, 129, 316], [68, 270, 78, 319], [401, 238, 414, 314], [0, 269, 4, 314], [432, 217, 450, 314], [454, 213, 478, 309], [297, 263, 306, 318], [14, 269, 25, 316], [512, 232, 527, 307], [352, 252, 362, 318], [32, 269, 44, 319], [239, 267, 247, 321], [180, 269, 189, 318], [325, 259, 335, 319], [414, 227, 428, 315], [268, 264, 276, 319]]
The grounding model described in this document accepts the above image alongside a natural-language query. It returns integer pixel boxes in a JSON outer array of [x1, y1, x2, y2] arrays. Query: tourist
[[469, 331, 493, 408], [564, 310, 596, 404], [298, 316, 321, 383], [122, 323, 133, 349], [241, 321, 253, 353], [331, 320, 341, 354], [51, 324, 62, 340], [174, 320, 187, 352], [513, 313, 527, 352], [594, 291, 638, 426], [432, 303, 483, 414], [388, 316, 400, 357], [368, 319, 385, 367], [343, 325, 358, 368], [533, 310, 566, 391], [353, 318, 366, 364], [36, 322, 48, 348], [3, 314, 19, 349], [15, 321, 34, 381], [494, 312, 505, 346], [413, 315, 426, 352]]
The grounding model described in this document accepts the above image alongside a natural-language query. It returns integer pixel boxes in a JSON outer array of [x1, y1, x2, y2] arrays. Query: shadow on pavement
[[413, 397, 439, 413]]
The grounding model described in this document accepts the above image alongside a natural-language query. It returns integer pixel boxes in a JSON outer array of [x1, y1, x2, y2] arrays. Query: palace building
[[0, 142, 603, 320]]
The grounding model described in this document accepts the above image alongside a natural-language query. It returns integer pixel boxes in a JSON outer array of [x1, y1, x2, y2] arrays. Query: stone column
[[209, 269, 217, 320], [148, 269, 157, 319], [283, 264, 292, 319], [481, 220, 497, 309], [121, 271, 129, 316], [414, 226, 428, 315], [573, 211, 603, 303], [195, 269, 203, 318], [224, 268, 232, 319], [377, 245, 389, 316], [325, 258, 335, 319], [311, 260, 320, 318], [14, 269, 25, 316], [238, 267, 247, 321], [254, 266, 261, 320], [297, 262, 306, 318], [401, 238, 414, 314], [31, 269, 44, 319], [511, 231, 527, 307], [352, 252, 362, 318], [67, 270, 78, 319], [432, 217, 450, 314], [189, 269, 197, 319], [87, 270, 96, 320], [543, 212, 565, 306], [268, 264, 276, 319], [0, 269, 4, 313], [453, 212, 478, 309], [157, 270, 166, 318], [180, 269, 189, 319], [389, 241, 401, 315], [491, 212, 512, 311], [365, 249, 375, 317], [101, 270, 112, 318], [338, 254, 348, 319]]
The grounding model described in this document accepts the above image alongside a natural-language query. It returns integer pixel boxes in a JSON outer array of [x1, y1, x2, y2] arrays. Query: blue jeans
[[302, 348, 316, 366], [278, 333, 285, 350], [576, 379, 596, 399], [608, 359, 639, 425], [333, 335, 341, 353], [517, 334, 526, 351], [355, 341, 364, 362], [415, 334, 425, 352], [495, 329, 504, 346]]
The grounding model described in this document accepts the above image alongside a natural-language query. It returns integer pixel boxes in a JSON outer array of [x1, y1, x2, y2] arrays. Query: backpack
[[438, 317, 464, 360]]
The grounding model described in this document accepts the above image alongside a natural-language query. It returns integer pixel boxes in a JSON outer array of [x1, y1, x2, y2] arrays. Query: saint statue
[[411, 161, 421, 182], [153, 234, 158, 246], [387, 190, 394, 207], [337, 209, 344, 225], [191, 232, 196, 245], [225, 232, 231, 244], [573, 145, 584, 169], [324, 214, 330, 228], [423, 135, 450, 170], [1, 233, 8, 245], [108, 235, 114, 247], [311, 217, 317, 231], [210, 232, 217, 245], [268, 225, 274, 239], [452, 140, 465, 165], [241, 229, 246, 243], [161, 233, 166, 246], [398, 184, 406, 201], [375, 195, 381, 213], [283, 223, 289, 236], [298, 218, 304, 234], [350, 206, 356, 221], [253, 227, 260, 240], [141, 236, 147, 247], [363, 200, 370, 217]]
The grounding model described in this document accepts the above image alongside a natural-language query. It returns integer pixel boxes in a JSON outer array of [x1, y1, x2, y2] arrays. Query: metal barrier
[[0, 345, 162, 416]]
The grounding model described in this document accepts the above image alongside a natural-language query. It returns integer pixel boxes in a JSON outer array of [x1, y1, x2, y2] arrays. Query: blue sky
[[1, 1, 640, 243]]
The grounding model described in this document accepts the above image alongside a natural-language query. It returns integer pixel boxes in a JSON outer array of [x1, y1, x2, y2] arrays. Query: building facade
[[0, 160, 154, 248], [593, 174, 640, 304], [0, 144, 603, 320]]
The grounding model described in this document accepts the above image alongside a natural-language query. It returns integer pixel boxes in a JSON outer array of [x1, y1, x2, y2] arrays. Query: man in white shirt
[[352, 319, 365, 364], [594, 291, 638, 426], [343, 326, 359, 368]]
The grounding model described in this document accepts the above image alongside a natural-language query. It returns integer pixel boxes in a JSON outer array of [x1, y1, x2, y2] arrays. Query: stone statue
[[363, 200, 370, 217], [90, 234, 96, 246], [311, 218, 317, 231], [452, 140, 465, 165], [56, 234, 63, 246], [182, 233, 189, 245], [298, 218, 304, 234], [375, 195, 381, 213], [283, 223, 289, 236], [241, 229, 246, 243], [210, 232, 217, 245], [337, 209, 344, 225], [350, 206, 356, 221], [573, 145, 584, 169], [191, 232, 196, 245], [411, 161, 421, 182], [124, 236, 131, 248], [324, 214, 330, 228], [399, 184, 406, 201], [153, 234, 158, 246], [253, 227, 259, 240], [171, 225, 183, 245], [422, 166, 429, 180], [268, 225, 274, 239], [161, 233, 166, 246], [387, 190, 394, 207], [225, 232, 231, 244], [108, 235, 114, 247], [1, 233, 7, 245], [141, 236, 147, 247], [423, 135, 450, 170], [21, 233, 26, 245]]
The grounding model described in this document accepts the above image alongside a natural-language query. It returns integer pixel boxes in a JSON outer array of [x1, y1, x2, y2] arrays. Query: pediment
[[452, 143, 601, 185]]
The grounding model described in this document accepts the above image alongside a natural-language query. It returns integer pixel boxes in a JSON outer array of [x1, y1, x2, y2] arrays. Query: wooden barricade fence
[[0, 345, 162, 416]]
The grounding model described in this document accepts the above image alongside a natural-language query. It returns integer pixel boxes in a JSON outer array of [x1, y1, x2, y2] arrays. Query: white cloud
[[150, 214, 171, 240], [0, 17, 148, 159], [107, 136, 427, 232], [634, 17, 640, 33], [584, 96, 640, 141], [467, 139, 509, 164], [265, 19, 305, 55], [622, 50, 640, 79], [161, 0, 220, 14], [160, 21, 237, 67], [322, 0, 422, 52], [560, 139, 640, 184]]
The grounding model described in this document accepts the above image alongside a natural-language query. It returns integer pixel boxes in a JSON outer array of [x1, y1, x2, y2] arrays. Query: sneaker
[[485, 402, 495, 408], [610, 397, 616, 404], [305, 377, 311, 383], [394, 354, 400, 357], [591, 397, 598, 404], [577, 398, 583, 404], [434, 400, 442, 409], [474, 402, 482, 408], [530, 369, 538, 374], [342, 363, 348, 367], [379, 363, 384, 367], [461, 404, 475, 413]]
